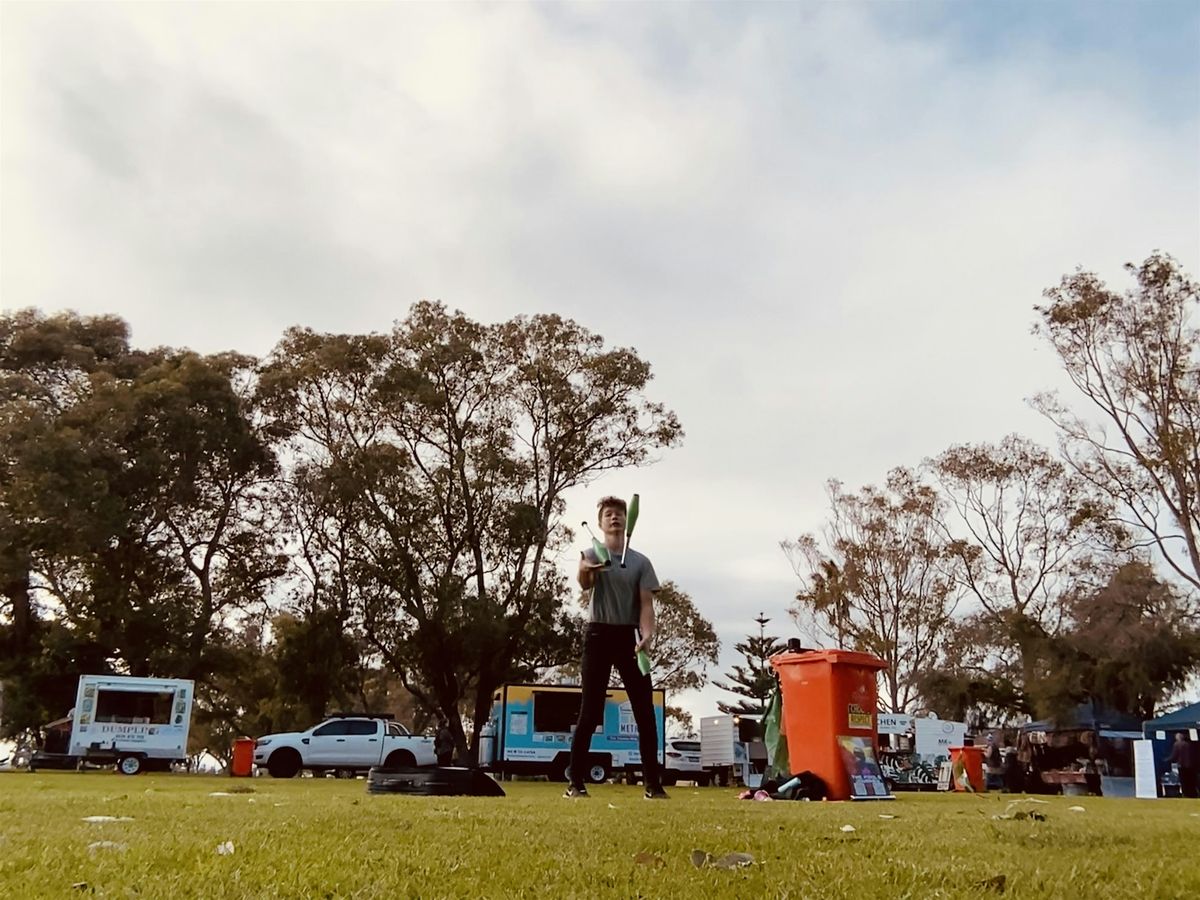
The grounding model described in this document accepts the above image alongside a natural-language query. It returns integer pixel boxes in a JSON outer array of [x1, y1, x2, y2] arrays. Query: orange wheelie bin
[[231, 737, 255, 777], [769, 649, 889, 800], [949, 746, 986, 792]]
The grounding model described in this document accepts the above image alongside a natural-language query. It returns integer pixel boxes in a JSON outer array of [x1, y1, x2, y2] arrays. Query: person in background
[[435, 717, 455, 768], [1168, 732, 1198, 798], [985, 734, 1004, 791]]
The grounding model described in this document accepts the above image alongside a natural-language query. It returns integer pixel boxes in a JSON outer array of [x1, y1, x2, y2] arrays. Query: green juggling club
[[582, 522, 611, 566], [620, 493, 640, 568]]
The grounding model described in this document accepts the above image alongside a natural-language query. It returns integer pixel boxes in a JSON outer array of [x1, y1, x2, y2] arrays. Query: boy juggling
[[566, 495, 667, 800]]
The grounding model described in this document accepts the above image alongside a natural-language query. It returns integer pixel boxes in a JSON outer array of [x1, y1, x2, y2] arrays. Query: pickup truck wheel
[[117, 755, 142, 776], [267, 749, 302, 778], [385, 750, 416, 768]]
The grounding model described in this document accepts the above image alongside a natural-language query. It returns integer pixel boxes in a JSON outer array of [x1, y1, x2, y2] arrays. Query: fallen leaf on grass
[[81, 816, 133, 823], [878, 814, 897, 819], [215, 841, 235, 856], [71, 883, 89, 891], [689, 849, 754, 869], [994, 799, 1051, 820], [607, 803, 618, 809], [840, 825, 856, 833], [208, 792, 235, 797], [1068, 806, 1085, 813], [87, 841, 127, 853], [634, 851, 664, 868], [711, 852, 755, 870], [977, 874, 1007, 893]]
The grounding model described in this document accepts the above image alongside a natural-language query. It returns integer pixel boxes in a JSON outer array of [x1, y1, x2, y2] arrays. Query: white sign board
[[877, 714, 913, 735], [1134, 740, 1158, 799], [915, 718, 966, 758], [700, 715, 735, 767]]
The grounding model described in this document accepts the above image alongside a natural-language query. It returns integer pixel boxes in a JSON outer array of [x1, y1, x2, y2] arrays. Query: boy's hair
[[597, 495, 627, 523]]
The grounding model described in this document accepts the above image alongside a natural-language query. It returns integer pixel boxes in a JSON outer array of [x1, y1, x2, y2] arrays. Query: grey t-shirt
[[584, 546, 660, 626]]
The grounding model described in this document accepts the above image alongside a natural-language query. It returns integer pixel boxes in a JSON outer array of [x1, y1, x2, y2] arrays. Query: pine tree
[[714, 613, 786, 716]]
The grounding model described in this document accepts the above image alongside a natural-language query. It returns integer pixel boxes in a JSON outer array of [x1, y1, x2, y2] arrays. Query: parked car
[[254, 714, 436, 778], [662, 738, 708, 786]]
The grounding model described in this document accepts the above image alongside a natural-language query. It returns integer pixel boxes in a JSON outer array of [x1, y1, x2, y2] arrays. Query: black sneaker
[[563, 783, 589, 798], [644, 785, 669, 800]]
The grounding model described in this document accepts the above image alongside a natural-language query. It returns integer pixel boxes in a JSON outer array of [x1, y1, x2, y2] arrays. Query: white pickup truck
[[254, 715, 437, 778]]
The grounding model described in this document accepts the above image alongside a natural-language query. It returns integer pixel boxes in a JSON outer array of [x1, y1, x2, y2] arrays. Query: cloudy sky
[[3, 1, 1198, 727]]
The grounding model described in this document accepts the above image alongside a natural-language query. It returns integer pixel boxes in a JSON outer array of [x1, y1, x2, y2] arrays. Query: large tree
[[1033, 252, 1200, 590], [783, 468, 959, 713], [0, 311, 281, 733], [926, 435, 1112, 714], [714, 613, 786, 717], [258, 303, 682, 759], [1025, 562, 1200, 722]]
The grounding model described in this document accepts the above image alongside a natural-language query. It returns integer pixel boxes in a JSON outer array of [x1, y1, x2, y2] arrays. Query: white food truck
[[65, 674, 195, 775]]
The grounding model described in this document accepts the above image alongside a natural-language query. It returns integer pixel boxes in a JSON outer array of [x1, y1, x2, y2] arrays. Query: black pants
[[1181, 766, 1199, 799], [569, 623, 660, 788]]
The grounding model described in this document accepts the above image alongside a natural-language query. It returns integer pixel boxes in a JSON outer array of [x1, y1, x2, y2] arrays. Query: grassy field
[[1, 772, 1197, 899]]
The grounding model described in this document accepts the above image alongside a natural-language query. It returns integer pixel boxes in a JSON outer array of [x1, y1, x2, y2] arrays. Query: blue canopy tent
[[1142, 701, 1200, 790], [1019, 703, 1142, 794]]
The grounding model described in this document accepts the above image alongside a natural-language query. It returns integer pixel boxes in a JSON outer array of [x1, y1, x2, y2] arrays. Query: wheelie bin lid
[[770, 649, 888, 671]]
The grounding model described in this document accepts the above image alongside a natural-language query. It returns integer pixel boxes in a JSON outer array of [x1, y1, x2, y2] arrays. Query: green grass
[[1, 773, 1198, 898]]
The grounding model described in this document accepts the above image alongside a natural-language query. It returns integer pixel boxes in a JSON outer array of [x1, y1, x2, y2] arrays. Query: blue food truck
[[478, 683, 665, 784]]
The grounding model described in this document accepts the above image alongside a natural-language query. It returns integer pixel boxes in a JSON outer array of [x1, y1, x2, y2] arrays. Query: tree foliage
[[1034, 252, 1200, 590], [1025, 562, 1200, 721], [926, 435, 1112, 695], [714, 614, 785, 717], [258, 303, 682, 757], [783, 468, 959, 713]]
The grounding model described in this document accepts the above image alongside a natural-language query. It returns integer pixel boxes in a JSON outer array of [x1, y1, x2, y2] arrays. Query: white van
[[67, 675, 195, 775]]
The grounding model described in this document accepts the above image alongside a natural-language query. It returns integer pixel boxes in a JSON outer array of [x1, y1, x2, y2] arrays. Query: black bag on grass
[[766, 770, 828, 801], [367, 766, 505, 797]]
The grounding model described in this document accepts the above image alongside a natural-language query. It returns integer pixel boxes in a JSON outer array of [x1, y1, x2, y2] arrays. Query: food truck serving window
[[94, 689, 176, 724], [533, 691, 581, 733]]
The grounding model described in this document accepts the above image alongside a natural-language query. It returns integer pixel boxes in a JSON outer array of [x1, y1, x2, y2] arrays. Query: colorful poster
[[837, 736, 893, 799]]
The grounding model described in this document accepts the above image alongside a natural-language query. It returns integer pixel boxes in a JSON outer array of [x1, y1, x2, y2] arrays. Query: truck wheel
[[267, 749, 302, 778], [117, 755, 142, 776], [586, 761, 610, 784], [385, 750, 416, 768]]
